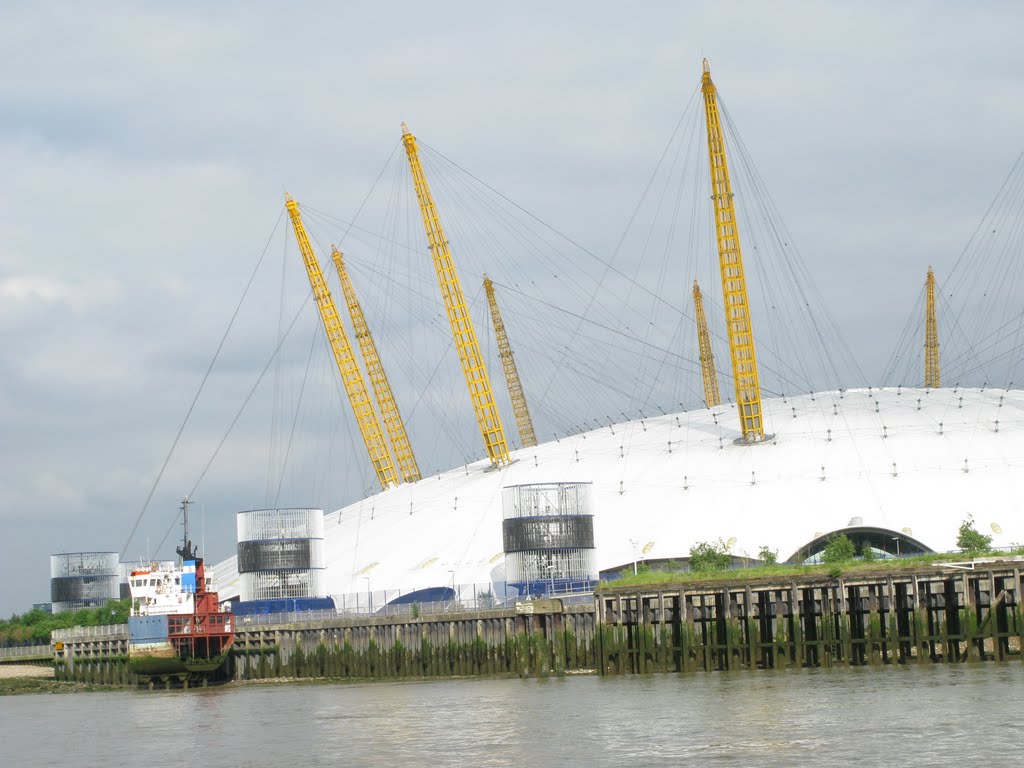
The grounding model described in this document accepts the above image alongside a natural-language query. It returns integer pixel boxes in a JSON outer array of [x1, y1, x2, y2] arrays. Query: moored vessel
[[128, 498, 234, 685]]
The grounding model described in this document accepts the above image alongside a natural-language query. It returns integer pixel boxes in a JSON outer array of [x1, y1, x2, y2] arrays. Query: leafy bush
[[757, 546, 778, 565], [0, 599, 130, 645], [689, 540, 732, 573], [821, 534, 856, 564], [957, 515, 993, 554]]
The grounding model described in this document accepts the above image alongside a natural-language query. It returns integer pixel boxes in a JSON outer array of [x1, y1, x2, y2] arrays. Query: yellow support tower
[[401, 123, 511, 467], [483, 275, 537, 448], [924, 266, 940, 388], [331, 245, 422, 483], [285, 196, 400, 490], [701, 59, 765, 443], [692, 280, 722, 408]]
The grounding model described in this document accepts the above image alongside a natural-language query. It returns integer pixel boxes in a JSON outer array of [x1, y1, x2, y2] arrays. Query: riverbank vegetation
[[0, 599, 130, 645]]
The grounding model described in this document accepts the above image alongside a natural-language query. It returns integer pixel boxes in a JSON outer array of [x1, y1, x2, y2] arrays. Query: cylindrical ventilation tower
[[502, 482, 596, 596], [50, 552, 120, 613], [236, 508, 325, 602]]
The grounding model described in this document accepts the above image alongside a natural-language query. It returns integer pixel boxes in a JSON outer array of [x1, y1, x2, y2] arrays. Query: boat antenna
[[175, 496, 196, 562]]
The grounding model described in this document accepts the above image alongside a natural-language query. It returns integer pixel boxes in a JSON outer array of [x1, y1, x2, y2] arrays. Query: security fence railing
[[0, 643, 52, 660], [51, 624, 128, 642], [235, 581, 597, 626]]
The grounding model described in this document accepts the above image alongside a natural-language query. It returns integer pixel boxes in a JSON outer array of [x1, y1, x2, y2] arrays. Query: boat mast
[[176, 496, 195, 561]]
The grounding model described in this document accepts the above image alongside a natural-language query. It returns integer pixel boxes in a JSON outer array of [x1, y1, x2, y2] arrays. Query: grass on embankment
[[602, 551, 1019, 590]]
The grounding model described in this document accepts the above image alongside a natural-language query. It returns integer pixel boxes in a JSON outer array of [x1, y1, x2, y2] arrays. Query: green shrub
[[821, 534, 856, 564], [956, 515, 992, 554], [689, 540, 732, 573], [757, 546, 778, 565]]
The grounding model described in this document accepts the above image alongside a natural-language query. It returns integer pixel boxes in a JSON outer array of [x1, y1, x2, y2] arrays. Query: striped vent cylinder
[[236, 508, 325, 601], [502, 482, 596, 596]]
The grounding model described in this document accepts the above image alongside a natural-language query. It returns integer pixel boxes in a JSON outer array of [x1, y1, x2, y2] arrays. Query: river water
[[3, 665, 1022, 767]]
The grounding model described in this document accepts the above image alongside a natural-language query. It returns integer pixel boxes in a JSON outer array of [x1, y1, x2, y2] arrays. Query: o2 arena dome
[[197, 64, 1024, 610], [212, 385, 1024, 607]]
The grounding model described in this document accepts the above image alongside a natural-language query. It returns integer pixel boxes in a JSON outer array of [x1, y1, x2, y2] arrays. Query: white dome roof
[[213, 386, 1024, 603]]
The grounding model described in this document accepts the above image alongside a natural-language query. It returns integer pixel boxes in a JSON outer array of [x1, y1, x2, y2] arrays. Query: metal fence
[[0, 643, 51, 660], [51, 624, 128, 642], [235, 581, 596, 626]]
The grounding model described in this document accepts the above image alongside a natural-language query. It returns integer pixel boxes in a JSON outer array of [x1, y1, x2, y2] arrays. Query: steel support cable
[[880, 284, 926, 386], [718, 105, 812, 400], [943, 158, 1024, 366], [273, 328, 319, 507], [151, 305, 335, 558], [418, 147, 644, 350], [942, 153, 1024, 298], [120, 207, 286, 559], [418, 92, 704, 397], [941, 305, 1024, 381], [311, 143, 704, 409], [413, 154, 666, 414], [490, 276, 810, 398], [266, 222, 292, 501], [632, 104, 705, 409], [186, 293, 312, 503], [961, 189, 1024, 349], [720, 101, 857, 395], [720, 100, 866, 389]]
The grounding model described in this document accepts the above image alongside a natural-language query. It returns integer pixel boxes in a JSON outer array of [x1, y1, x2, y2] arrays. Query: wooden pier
[[595, 562, 1024, 674]]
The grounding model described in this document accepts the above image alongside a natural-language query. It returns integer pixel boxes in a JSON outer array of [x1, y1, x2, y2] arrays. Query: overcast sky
[[2, 2, 1023, 617]]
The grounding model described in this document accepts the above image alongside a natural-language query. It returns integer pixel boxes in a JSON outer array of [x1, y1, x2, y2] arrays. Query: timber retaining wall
[[595, 563, 1024, 674]]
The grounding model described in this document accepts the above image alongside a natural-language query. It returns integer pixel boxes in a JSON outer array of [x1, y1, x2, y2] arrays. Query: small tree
[[757, 546, 778, 565], [957, 514, 992, 554], [689, 540, 732, 573], [821, 534, 856, 564]]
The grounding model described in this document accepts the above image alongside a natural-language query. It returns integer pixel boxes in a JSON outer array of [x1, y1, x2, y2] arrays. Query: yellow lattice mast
[[692, 280, 722, 408], [331, 245, 422, 483], [401, 123, 511, 467], [285, 195, 400, 490], [701, 59, 765, 442], [924, 266, 940, 388], [483, 275, 537, 448]]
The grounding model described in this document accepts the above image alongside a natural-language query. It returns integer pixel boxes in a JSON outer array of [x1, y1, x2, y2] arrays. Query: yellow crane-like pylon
[[331, 245, 421, 483], [692, 280, 722, 408], [401, 123, 511, 467], [925, 266, 940, 388], [701, 59, 765, 443], [285, 195, 400, 490], [483, 275, 537, 448]]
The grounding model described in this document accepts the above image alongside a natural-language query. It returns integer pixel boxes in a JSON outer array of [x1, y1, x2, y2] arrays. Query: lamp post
[[448, 569, 456, 608], [363, 577, 371, 614], [892, 537, 901, 558], [630, 539, 639, 575], [547, 563, 556, 596]]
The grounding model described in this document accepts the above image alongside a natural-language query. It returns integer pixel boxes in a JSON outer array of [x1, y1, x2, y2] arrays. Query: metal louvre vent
[[237, 539, 316, 573], [502, 515, 595, 553]]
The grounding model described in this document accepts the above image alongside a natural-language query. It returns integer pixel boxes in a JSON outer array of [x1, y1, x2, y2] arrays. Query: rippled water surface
[[4, 665, 1023, 767]]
